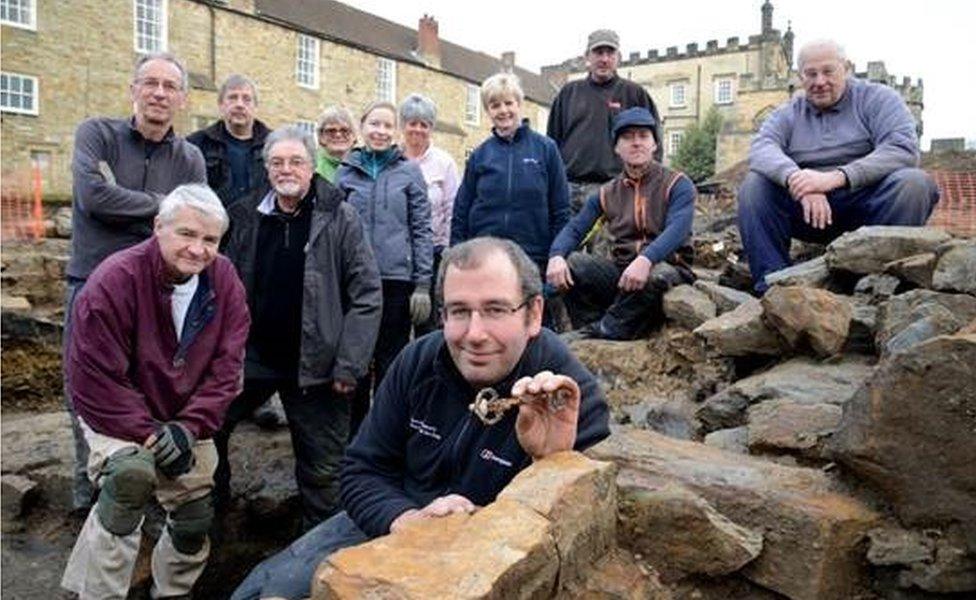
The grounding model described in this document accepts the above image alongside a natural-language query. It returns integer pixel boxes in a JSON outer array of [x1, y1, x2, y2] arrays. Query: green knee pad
[[168, 495, 213, 554], [96, 447, 157, 535]]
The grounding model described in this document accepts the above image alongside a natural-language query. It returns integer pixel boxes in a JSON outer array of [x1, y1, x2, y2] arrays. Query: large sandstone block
[[663, 284, 717, 330], [696, 357, 874, 431], [315, 500, 557, 599], [875, 289, 976, 353], [619, 482, 762, 579], [932, 240, 976, 294], [313, 453, 616, 599], [830, 334, 976, 534], [693, 299, 785, 357], [761, 286, 852, 356], [764, 256, 829, 288], [746, 400, 842, 457], [560, 547, 671, 599], [498, 452, 617, 589], [589, 429, 879, 600], [825, 226, 951, 275]]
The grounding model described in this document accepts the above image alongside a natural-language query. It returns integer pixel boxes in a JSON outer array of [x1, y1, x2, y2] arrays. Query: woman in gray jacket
[[336, 101, 433, 437]]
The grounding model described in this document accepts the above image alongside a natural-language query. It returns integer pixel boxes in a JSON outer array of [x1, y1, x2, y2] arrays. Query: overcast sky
[[343, 0, 975, 149]]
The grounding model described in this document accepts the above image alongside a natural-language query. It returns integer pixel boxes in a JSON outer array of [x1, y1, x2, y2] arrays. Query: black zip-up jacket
[[546, 75, 663, 181], [339, 329, 611, 538], [186, 119, 271, 208], [223, 175, 383, 386], [68, 117, 206, 279]]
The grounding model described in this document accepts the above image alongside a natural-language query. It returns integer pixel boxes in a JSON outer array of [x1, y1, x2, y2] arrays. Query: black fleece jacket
[[339, 328, 610, 538]]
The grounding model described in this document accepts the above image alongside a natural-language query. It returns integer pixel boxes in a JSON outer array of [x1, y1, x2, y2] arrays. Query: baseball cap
[[587, 29, 620, 53], [612, 107, 658, 143]]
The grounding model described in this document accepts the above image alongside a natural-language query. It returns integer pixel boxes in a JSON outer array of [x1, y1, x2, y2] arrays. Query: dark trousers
[[737, 169, 940, 294], [231, 511, 367, 600], [563, 253, 687, 340], [62, 276, 95, 510], [350, 279, 413, 441], [214, 378, 350, 531]]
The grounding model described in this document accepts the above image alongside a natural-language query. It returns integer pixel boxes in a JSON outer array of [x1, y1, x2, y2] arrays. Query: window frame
[[295, 120, 317, 138], [464, 83, 480, 126], [1, 71, 39, 116], [1, 0, 36, 30], [376, 57, 396, 103], [714, 77, 734, 105], [295, 34, 320, 89], [133, 0, 167, 53], [669, 82, 687, 108], [668, 130, 684, 157]]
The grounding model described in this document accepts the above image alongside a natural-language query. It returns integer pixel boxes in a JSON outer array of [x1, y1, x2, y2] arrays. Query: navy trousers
[[737, 168, 939, 294]]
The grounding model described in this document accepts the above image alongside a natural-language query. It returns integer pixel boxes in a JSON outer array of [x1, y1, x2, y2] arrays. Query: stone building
[[1, 0, 554, 199], [541, 1, 923, 175]]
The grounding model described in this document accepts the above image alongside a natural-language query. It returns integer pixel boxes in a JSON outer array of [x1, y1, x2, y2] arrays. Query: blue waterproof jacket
[[451, 122, 570, 265], [336, 147, 433, 285], [339, 329, 610, 538]]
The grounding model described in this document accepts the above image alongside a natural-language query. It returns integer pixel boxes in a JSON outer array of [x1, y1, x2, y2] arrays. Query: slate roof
[[253, 0, 556, 105]]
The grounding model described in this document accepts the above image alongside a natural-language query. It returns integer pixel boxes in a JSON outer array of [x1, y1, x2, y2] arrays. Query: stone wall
[[0, 0, 548, 198]]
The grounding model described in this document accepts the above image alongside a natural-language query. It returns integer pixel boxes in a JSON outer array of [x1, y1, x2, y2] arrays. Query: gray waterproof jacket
[[224, 176, 383, 386], [335, 148, 433, 286]]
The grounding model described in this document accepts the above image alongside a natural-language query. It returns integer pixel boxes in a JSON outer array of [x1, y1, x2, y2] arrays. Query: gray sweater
[[67, 117, 206, 279], [749, 77, 919, 191]]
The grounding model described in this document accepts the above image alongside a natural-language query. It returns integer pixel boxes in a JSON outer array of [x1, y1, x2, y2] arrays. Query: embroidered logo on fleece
[[409, 418, 442, 441]]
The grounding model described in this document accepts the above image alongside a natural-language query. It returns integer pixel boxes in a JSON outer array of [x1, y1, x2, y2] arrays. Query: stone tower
[[761, 0, 774, 35]]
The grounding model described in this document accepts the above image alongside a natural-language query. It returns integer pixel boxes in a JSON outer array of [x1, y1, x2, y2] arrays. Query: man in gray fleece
[[737, 39, 939, 294], [64, 51, 206, 511]]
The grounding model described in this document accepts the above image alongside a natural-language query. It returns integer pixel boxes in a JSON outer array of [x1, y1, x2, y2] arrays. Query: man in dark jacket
[[65, 51, 206, 512], [221, 125, 383, 529], [547, 29, 662, 214], [187, 74, 284, 428], [548, 108, 696, 341], [186, 74, 271, 209], [60, 184, 249, 599], [231, 237, 610, 600]]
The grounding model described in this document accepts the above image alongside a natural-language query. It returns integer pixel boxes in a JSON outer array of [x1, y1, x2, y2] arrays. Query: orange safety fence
[[1, 165, 47, 242], [927, 170, 976, 237]]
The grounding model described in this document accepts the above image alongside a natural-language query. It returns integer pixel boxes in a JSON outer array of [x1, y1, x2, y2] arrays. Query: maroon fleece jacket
[[67, 237, 249, 443]]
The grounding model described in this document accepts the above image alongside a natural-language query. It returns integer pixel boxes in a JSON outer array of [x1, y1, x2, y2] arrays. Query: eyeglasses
[[267, 157, 309, 170], [442, 299, 531, 325], [321, 127, 352, 137], [135, 78, 183, 94]]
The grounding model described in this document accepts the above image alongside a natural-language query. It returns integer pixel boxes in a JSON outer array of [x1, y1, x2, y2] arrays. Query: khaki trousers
[[61, 420, 217, 599]]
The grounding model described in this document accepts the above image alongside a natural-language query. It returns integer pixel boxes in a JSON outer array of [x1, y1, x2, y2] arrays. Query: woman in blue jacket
[[450, 72, 570, 282], [336, 101, 433, 438]]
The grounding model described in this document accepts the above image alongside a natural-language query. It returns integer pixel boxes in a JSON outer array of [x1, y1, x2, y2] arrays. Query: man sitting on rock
[[60, 184, 249, 599], [546, 107, 696, 340], [737, 39, 940, 294], [231, 237, 610, 600]]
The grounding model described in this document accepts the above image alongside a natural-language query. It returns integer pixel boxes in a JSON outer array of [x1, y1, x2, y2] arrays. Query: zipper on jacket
[[142, 156, 150, 191], [504, 147, 514, 232]]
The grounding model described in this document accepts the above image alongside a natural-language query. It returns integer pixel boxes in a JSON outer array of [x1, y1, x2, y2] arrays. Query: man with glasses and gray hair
[[230, 236, 609, 600], [64, 51, 206, 514], [220, 126, 382, 530], [61, 184, 249, 599]]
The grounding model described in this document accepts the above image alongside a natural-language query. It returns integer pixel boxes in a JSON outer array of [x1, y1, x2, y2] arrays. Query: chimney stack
[[501, 51, 515, 73], [418, 14, 441, 68]]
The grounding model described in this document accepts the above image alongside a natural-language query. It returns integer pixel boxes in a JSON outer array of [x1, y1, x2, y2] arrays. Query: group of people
[[57, 25, 938, 600]]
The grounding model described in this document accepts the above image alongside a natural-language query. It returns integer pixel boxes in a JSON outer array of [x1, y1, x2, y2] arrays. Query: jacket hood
[[343, 145, 407, 173]]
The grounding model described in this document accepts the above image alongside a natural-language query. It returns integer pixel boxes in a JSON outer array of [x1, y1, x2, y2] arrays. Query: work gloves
[[410, 285, 432, 326], [148, 422, 195, 479]]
